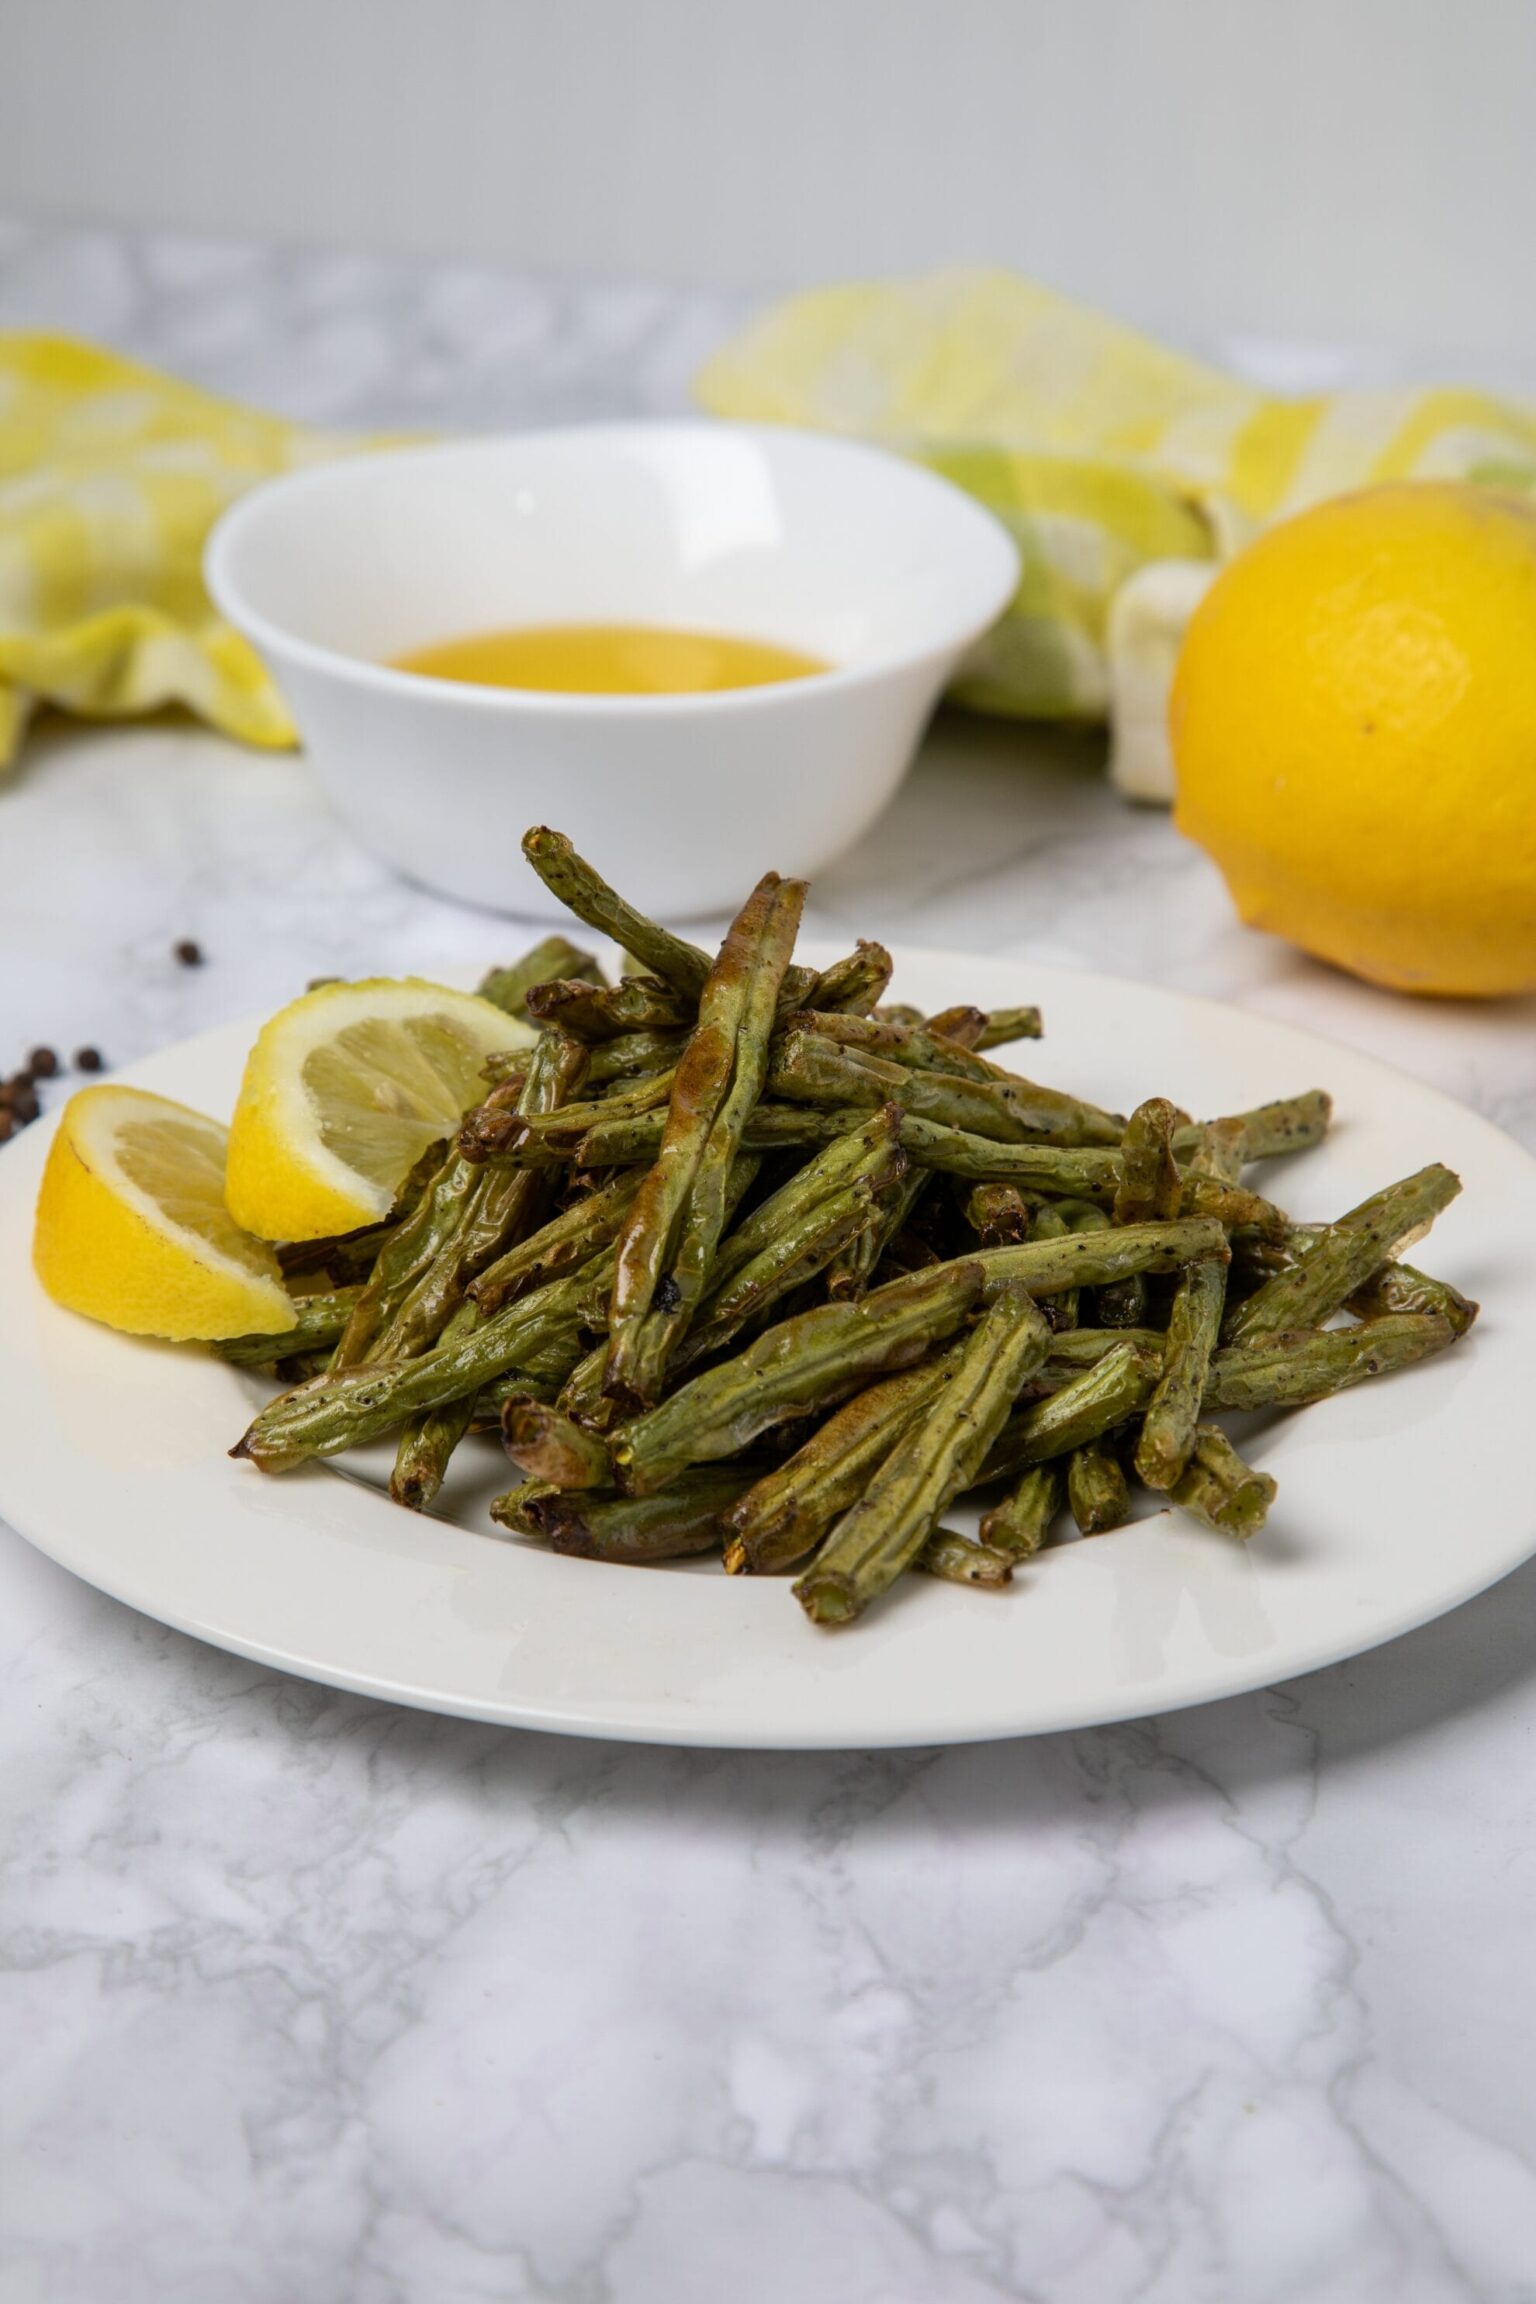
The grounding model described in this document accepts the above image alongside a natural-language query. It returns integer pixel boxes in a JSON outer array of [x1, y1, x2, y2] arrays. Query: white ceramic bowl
[[205, 423, 1019, 918]]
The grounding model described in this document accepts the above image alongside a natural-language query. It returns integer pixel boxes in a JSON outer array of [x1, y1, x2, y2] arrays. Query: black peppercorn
[[74, 1046, 105, 1074]]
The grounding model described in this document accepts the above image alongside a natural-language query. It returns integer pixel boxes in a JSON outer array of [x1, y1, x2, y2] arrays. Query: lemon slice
[[225, 977, 529, 1242], [33, 1085, 295, 1340]]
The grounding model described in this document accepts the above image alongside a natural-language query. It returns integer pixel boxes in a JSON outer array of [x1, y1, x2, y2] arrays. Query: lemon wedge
[[33, 1085, 295, 1339], [225, 977, 528, 1242]]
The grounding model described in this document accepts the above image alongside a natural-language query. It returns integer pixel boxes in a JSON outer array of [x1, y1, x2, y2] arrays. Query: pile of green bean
[[223, 828, 1476, 1629]]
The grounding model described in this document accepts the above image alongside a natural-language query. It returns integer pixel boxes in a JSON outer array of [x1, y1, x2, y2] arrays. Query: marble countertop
[[4, 220, 1536, 2304]]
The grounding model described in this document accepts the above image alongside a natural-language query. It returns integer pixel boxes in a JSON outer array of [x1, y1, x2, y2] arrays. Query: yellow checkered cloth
[[697, 270, 1536, 721], [0, 334, 361, 771]]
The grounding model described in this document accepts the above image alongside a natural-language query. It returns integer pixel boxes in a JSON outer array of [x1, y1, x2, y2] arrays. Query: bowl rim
[[203, 420, 1022, 720]]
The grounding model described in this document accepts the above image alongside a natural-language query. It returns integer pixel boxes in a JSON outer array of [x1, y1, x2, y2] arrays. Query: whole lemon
[[1170, 481, 1536, 995]]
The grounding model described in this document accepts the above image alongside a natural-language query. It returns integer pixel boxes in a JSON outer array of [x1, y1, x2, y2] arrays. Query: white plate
[[0, 950, 1529, 1749]]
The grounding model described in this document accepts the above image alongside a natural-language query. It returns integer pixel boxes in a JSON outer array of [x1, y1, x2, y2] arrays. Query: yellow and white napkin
[[0, 334, 363, 772], [698, 270, 1536, 797]]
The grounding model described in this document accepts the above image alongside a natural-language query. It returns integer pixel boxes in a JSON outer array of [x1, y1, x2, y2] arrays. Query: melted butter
[[391, 622, 830, 696]]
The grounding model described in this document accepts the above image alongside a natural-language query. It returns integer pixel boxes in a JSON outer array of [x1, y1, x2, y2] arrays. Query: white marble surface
[[4, 220, 1536, 2304]]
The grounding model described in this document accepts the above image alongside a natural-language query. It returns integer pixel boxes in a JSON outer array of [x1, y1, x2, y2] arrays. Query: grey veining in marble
[[3, 219, 1536, 2304]]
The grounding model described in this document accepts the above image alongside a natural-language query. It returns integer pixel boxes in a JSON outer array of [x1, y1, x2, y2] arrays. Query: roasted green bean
[[1224, 1164, 1460, 1344], [606, 871, 806, 1405], [522, 827, 712, 999], [794, 1285, 1051, 1625], [613, 1259, 986, 1495], [1067, 1440, 1132, 1536], [477, 936, 603, 1018]]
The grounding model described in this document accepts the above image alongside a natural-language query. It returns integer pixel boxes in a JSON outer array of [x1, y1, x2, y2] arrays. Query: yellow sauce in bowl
[[391, 623, 830, 696]]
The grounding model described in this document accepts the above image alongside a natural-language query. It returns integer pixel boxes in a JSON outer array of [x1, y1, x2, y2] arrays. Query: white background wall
[[2, 0, 1532, 370]]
